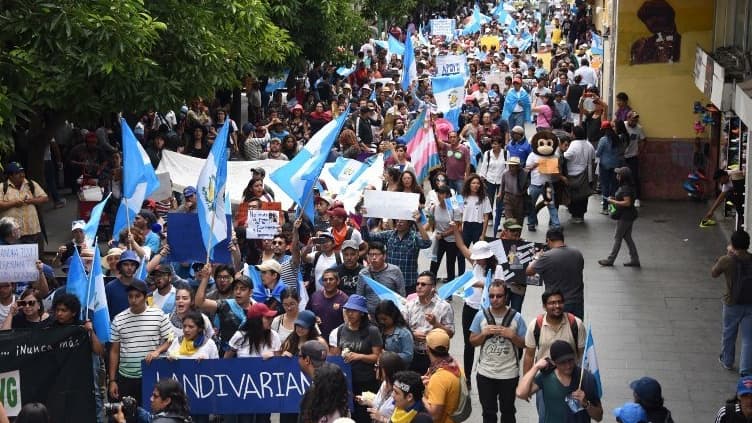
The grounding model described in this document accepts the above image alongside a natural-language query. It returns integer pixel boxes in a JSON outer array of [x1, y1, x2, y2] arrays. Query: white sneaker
[[634, 199, 641, 208]]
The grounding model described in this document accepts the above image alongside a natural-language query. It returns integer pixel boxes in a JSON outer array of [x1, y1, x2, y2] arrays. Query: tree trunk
[[231, 87, 242, 126], [21, 110, 64, 192]]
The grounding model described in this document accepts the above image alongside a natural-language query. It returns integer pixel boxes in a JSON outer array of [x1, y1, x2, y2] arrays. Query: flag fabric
[[265, 70, 290, 93], [456, 275, 478, 299], [270, 112, 348, 221], [445, 107, 462, 130], [437, 271, 475, 300], [418, 25, 430, 47], [337, 66, 356, 77], [65, 248, 89, 321], [135, 254, 149, 281], [328, 156, 368, 186], [432, 74, 466, 113], [405, 109, 441, 183], [82, 192, 111, 245], [86, 244, 111, 342], [591, 31, 604, 55], [480, 269, 494, 308], [461, 3, 489, 35], [197, 120, 230, 260], [361, 273, 406, 309], [388, 34, 406, 56], [467, 134, 482, 167], [373, 39, 389, 51], [337, 153, 384, 213], [297, 269, 309, 311], [113, 118, 160, 237], [582, 325, 603, 398], [401, 31, 417, 92]]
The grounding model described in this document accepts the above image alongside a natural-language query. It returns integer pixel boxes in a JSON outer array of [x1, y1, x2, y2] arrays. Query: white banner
[[152, 172, 173, 201], [363, 191, 419, 220], [430, 19, 455, 38], [436, 54, 468, 76], [0, 244, 38, 283], [245, 210, 281, 239]]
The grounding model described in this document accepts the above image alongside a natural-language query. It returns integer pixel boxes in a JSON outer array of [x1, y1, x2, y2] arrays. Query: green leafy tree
[[361, 0, 417, 28]]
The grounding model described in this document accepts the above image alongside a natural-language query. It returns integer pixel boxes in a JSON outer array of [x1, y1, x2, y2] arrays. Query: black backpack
[[731, 256, 752, 305], [481, 307, 521, 360]]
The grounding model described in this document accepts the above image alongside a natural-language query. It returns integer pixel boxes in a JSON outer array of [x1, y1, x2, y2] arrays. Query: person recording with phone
[[516, 340, 603, 423]]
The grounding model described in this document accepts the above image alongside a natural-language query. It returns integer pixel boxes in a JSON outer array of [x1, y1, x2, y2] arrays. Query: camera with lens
[[104, 396, 138, 417]]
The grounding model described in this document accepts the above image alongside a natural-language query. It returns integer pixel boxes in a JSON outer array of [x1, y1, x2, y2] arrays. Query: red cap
[[247, 303, 277, 319], [513, 77, 523, 84], [327, 207, 347, 217], [600, 120, 612, 129]]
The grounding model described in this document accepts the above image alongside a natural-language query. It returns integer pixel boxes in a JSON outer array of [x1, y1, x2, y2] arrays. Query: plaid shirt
[[363, 227, 432, 287], [404, 294, 455, 353]]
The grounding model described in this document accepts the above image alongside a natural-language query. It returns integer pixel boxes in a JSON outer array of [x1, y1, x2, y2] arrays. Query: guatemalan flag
[[113, 118, 160, 237], [388, 34, 406, 56], [582, 325, 603, 398], [270, 111, 348, 220], [197, 120, 230, 260], [591, 31, 604, 55], [405, 109, 441, 183], [82, 192, 111, 246], [467, 134, 482, 168], [401, 30, 417, 92], [361, 273, 406, 310], [65, 248, 89, 320], [437, 271, 474, 301], [86, 243, 111, 342], [338, 153, 385, 214], [432, 74, 465, 130]]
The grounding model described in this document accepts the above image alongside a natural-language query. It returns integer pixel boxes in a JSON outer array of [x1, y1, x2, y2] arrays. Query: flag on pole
[[113, 118, 160, 237], [591, 31, 604, 55], [361, 273, 406, 309], [388, 34, 406, 56], [270, 111, 348, 221], [65, 248, 89, 321], [336, 153, 385, 213], [405, 109, 441, 183], [437, 271, 475, 300], [481, 269, 494, 308], [401, 30, 417, 92], [297, 269, 309, 311], [135, 254, 149, 281], [197, 120, 230, 260], [467, 134, 482, 168], [82, 192, 111, 245], [86, 244, 111, 342], [582, 325, 603, 398], [432, 74, 466, 113]]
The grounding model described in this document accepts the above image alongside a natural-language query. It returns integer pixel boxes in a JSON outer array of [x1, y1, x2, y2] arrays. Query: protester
[[598, 166, 640, 267], [356, 351, 405, 423], [166, 310, 218, 360], [105, 250, 145, 319], [168, 287, 214, 339], [357, 241, 406, 316], [629, 377, 674, 422], [307, 268, 348, 339], [114, 379, 193, 423], [225, 302, 280, 358], [272, 288, 301, 342], [423, 328, 462, 423], [499, 156, 529, 223], [1, 287, 49, 329], [715, 376, 752, 422], [333, 240, 364, 296], [0, 162, 48, 246], [428, 185, 462, 281], [375, 299, 414, 366], [461, 174, 492, 245], [299, 363, 351, 423], [561, 126, 595, 223]]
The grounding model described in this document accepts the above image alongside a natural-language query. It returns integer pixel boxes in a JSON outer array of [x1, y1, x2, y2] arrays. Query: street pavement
[[41, 190, 740, 422]]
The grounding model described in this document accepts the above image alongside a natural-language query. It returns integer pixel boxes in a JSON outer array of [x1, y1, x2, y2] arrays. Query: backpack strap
[[567, 313, 579, 346], [533, 314, 544, 347], [500, 308, 517, 327]]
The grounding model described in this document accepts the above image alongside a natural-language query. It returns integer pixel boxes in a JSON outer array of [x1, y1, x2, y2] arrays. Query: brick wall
[[638, 138, 718, 200]]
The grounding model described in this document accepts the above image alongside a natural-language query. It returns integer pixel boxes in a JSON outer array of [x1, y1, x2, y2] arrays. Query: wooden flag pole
[[124, 200, 132, 251], [206, 204, 217, 265]]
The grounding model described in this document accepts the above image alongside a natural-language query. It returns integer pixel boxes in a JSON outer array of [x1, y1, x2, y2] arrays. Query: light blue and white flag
[[297, 269, 309, 311], [337, 65, 356, 77], [432, 74, 466, 113], [361, 273, 406, 309], [197, 120, 230, 260], [135, 254, 149, 281], [401, 31, 417, 92], [481, 269, 494, 308], [388, 34, 406, 56], [65, 248, 89, 320], [437, 271, 475, 300], [270, 111, 348, 220], [113, 118, 160, 237], [86, 243, 111, 342], [328, 156, 369, 186], [591, 32, 604, 55], [467, 134, 482, 168], [373, 39, 389, 51], [265, 70, 290, 93], [82, 192, 111, 245], [445, 107, 462, 130], [337, 153, 385, 213], [582, 325, 603, 398], [418, 25, 430, 47]]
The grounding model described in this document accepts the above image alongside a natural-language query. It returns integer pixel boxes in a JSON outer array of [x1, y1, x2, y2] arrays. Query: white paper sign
[[152, 172, 173, 201], [246, 210, 281, 239], [436, 54, 468, 76], [363, 191, 420, 220], [430, 19, 455, 38], [0, 370, 21, 416], [0, 244, 38, 283], [487, 239, 508, 264]]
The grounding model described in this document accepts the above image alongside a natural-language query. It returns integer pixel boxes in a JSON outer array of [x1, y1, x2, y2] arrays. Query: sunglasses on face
[[17, 300, 37, 307], [415, 282, 433, 287]]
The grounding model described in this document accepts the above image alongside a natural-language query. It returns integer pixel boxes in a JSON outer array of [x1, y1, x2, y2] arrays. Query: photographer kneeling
[[113, 379, 192, 423]]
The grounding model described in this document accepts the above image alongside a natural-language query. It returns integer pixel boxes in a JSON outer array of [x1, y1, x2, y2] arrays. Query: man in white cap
[[55, 220, 90, 266]]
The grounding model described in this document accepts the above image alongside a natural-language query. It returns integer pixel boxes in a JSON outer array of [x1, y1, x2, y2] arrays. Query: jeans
[[508, 112, 525, 130], [607, 218, 639, 263], [431, 238, 462, 281], [599, 166, 617, 210], [507, 292, 525, 313], [528, 184, 560, 228], [625, 156, 641, 199], [462, 304, 478, 385], [476, 374, 519, 423], [448, 178, 465, 194], [721, 303, 752, 376], [463, 222, 484, 247], [485, 181, 504, 235], [564, 302, 584, 320]]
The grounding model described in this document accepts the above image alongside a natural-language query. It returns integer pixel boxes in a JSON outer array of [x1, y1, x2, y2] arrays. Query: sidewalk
[[41, 194, 739, 422]]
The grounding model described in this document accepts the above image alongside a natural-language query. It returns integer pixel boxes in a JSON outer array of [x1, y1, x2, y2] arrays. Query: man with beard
[[306, 269, 348, 339], [332, 240, 363, 296], [105, 250, 144, 320], [146, 265, 177, 314]]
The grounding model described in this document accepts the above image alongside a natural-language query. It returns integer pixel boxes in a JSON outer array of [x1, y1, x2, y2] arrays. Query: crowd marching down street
[[1, 1, 752, 423]]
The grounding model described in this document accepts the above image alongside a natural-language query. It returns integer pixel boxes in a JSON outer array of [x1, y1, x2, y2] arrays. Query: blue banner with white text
[[141, 357, 352, 414]]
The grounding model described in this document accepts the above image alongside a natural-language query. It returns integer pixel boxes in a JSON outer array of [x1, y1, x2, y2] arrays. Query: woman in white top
[[460, 174, 492, 246], [167, 310, 219, 360], [357, 351, 405, 423], [477, 138, 508, 235], [226, 302, 281, 358], [271, 289, 300, 343], [452, 226, 505, 390], [428, 185, 463, 280], [168, 287, 214, 340]]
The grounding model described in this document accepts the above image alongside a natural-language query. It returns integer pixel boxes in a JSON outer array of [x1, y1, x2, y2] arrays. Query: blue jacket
[[507, 139, 533, 165], [595, 136, 623, 169], [501, 88, 531, 122]]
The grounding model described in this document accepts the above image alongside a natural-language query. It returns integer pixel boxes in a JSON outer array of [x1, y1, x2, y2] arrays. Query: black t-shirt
[[215, 300, 244, 345], [334, 263, 363, 296], [334, 323, 383, 383], [614, 185, 638, 221]]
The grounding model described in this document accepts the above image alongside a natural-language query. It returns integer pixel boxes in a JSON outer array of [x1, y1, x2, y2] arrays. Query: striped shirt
[[111, 307, 172, 378]]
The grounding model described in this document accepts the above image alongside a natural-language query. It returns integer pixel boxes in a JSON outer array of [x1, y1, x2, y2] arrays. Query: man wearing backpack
[[711, 230, 752, 376], [0, 162, 48, 250], [469, 282, 527, 423], [423, 328, 466, 423], [523, 290, 586, 423], [714, 376, 752, 422]]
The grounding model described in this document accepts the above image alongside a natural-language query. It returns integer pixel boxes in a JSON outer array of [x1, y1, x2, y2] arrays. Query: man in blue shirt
[[105, 250, 144, 320], [507, 126, 532, 165], [501, 78, 531, 129]]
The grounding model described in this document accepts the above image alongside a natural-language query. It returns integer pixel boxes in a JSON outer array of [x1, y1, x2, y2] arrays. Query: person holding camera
[[112, 379, 192, 423], [516, 340, 603, 423]]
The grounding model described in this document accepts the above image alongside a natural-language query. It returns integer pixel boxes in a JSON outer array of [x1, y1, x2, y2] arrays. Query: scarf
[[177, 336, 198, 356], [331, 224, 349, 248], [427, 356, 461, 378], [391, 401, 425, 423]]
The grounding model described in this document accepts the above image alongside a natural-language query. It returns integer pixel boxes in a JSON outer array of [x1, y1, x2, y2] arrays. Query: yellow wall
[[614, 0, 713, 139]]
